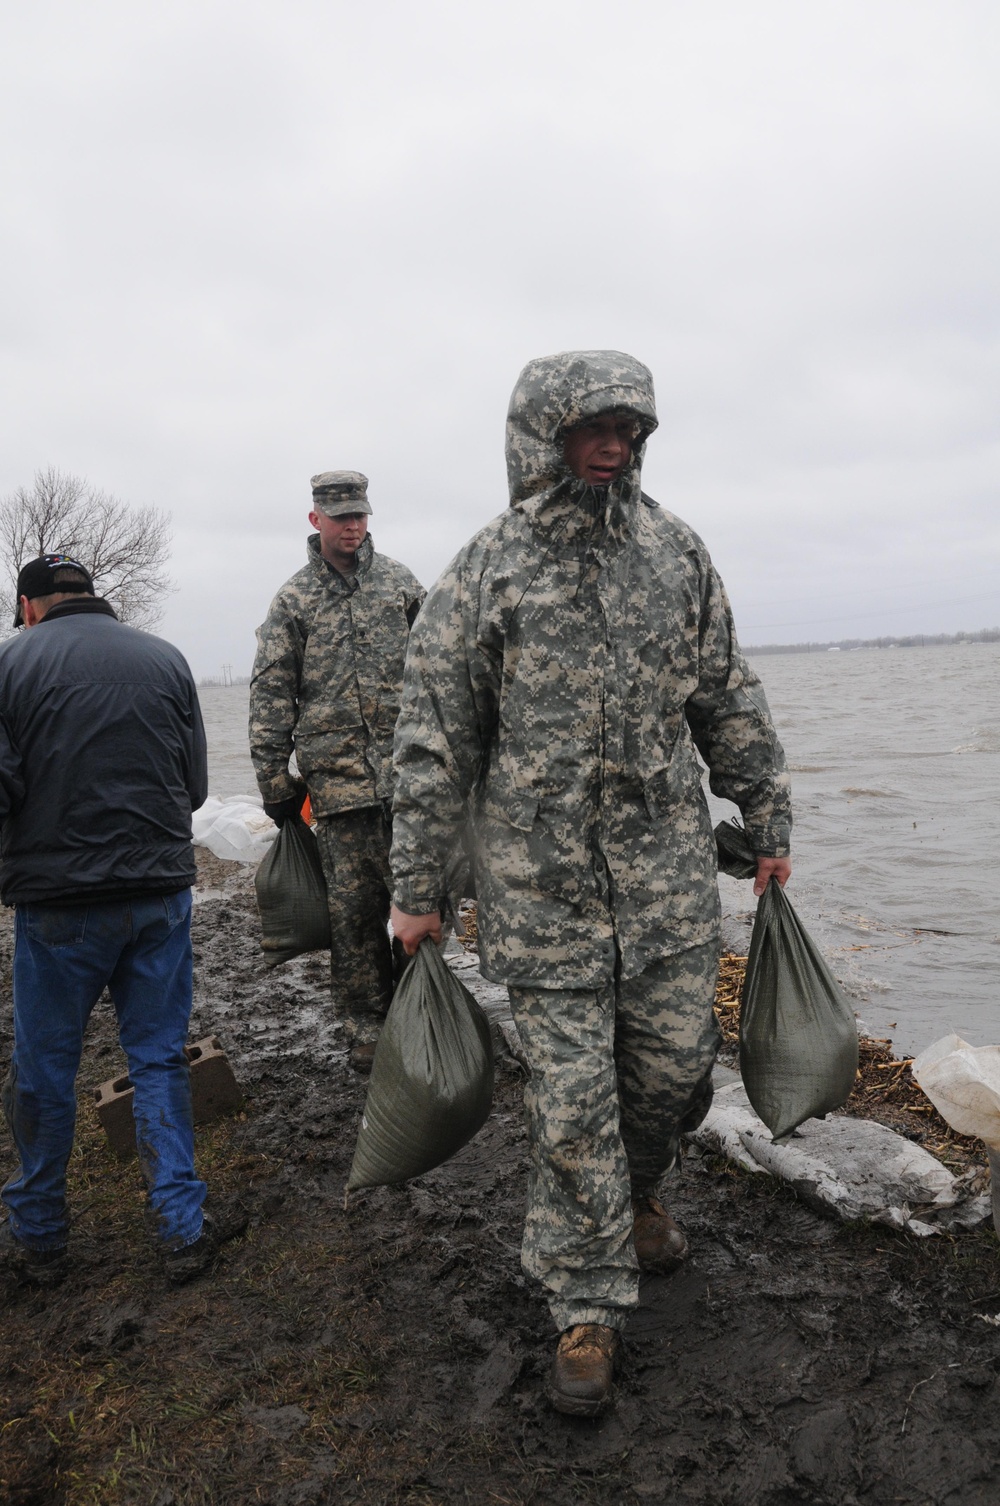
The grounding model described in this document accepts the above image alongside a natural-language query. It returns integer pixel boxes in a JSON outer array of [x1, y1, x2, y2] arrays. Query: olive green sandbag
[[254, 813, 330, 968], [348, 939, 494, 1191], [715, 820, 859, 1140]]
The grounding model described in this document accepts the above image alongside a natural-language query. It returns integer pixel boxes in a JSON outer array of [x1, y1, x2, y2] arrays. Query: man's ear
[[20, 596, 41, 628]]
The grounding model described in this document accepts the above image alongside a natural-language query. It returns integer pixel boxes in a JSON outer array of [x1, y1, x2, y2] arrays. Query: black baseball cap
[[14, 553, 95, 627]]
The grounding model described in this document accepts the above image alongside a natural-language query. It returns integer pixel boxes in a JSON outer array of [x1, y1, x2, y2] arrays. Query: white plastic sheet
[[191, 796, 277, 864]]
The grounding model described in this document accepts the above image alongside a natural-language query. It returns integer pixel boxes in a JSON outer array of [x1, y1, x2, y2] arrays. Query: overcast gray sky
[[3, 0, 998, 675]]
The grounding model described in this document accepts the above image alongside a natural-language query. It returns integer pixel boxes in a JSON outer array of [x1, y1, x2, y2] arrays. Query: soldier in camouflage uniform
[[389, 351, 792, 1415], [250, 471, 424, 1072]]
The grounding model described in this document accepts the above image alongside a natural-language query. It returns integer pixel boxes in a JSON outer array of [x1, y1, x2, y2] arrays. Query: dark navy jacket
[[0, 599, 208, 905]]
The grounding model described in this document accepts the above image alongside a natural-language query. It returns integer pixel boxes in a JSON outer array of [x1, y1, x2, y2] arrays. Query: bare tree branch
[[0, 467, 175, 633]]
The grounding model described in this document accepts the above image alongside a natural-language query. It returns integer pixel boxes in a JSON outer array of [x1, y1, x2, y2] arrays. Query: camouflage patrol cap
[[310, 470, 372, 517]]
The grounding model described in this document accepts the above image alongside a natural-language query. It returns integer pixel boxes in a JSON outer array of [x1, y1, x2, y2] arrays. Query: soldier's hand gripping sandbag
[[347, 939, 494, 1191], [254, 813, 330, 967], [716, 820, 859, 1140]]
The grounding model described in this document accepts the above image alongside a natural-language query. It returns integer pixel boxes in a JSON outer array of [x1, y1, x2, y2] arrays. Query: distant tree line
[[199, 674, 252, 687], [745, 627, 1000, 655]]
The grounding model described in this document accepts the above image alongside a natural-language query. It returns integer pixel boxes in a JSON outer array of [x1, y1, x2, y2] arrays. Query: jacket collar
[[41, 597, 119, 623], [306, 531, 374, 589]]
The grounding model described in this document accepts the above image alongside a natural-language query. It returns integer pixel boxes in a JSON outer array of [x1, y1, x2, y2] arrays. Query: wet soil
[[2, 854, 999, 1506]]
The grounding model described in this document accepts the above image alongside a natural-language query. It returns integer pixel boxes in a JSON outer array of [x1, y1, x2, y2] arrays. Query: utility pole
[[221, 663, 233, 687]]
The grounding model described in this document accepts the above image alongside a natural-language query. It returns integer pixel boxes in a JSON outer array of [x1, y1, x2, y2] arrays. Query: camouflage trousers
[[314, 806, 405, 1043], [508, 941, 722, 1334]]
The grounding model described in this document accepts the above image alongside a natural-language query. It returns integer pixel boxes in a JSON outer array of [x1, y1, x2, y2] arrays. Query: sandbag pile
[[690, 1074, 992, 1235]]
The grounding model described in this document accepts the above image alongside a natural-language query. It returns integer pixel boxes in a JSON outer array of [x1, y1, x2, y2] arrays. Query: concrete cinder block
[[186, 1035, 245, 1123], [91, 1073, 138, 1160], [91, 1034, 244, 1161]]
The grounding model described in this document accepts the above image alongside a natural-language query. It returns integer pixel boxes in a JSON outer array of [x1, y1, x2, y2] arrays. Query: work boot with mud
[[163, 1200, 249, 1285], [348, 1040, 378, 1075], [0, 1223, 68, 1287], [631, 1193, 688, 1274], [547, 1324, 620, 1417]]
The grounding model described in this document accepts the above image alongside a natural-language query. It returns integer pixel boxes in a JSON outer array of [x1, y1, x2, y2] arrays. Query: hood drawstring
[[572, 483, 619, 599]]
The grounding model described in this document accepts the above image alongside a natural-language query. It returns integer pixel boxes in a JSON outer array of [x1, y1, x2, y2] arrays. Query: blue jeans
[[2, 890, 206, 1252]]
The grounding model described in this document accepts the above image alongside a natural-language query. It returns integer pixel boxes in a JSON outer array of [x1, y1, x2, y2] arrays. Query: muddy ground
[[2, 854, 999, 1506]]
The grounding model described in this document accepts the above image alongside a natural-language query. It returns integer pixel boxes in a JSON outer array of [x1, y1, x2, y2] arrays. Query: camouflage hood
[[505, 350, 658, 518]]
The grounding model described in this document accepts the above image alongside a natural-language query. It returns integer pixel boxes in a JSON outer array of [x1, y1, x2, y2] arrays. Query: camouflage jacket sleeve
[[390, 555, 494, 913], [684, 565, 792, 856], [248, 592, 306, 806]]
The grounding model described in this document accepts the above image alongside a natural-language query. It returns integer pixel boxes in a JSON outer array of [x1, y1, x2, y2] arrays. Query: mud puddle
[[2, 851, 999, 1505]]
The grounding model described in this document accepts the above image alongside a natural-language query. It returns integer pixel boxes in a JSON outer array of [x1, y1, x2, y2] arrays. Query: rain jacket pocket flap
[[643, 762, 691, 821], [484, 781, 539, 833]]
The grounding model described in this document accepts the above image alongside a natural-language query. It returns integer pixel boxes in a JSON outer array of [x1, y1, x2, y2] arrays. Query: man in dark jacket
[[0, 554, 238, 1286]]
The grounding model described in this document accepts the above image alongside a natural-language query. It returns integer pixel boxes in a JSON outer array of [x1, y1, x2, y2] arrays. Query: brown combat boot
[[631, 1193, 688, 1274], [546, 1323, 620, 1417], [348, 1041, 378, 1075]]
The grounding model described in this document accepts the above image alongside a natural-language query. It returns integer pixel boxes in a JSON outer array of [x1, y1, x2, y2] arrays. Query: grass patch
[[1, 1095, 395, 1505]]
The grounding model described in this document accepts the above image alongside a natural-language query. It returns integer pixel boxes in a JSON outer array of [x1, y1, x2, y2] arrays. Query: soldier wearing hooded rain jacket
[[389, 351, 792, 1415], [250, 471, 424, 1071]]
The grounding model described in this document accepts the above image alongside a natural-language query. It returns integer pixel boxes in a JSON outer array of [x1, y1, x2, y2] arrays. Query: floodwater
[[198, 639, 1000, 1056], [726, 641, 1000, 1057]]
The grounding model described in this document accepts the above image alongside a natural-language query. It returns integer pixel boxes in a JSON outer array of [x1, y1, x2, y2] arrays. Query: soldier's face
[[310, 508, 368, 569], [563, 414, 636, 485]]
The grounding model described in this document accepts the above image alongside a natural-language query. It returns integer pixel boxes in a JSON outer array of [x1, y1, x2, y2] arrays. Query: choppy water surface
[[199, 640, 1000, 1056], [733, 642, 1000, 1055], [199, 685, 257, 801]]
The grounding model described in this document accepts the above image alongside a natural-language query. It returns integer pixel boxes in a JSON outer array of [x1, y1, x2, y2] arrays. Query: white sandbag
[[911, 1034, 1000, 1235], [192, 796, 277, 863], [911, 1034, 1000, 1148], [742, 1116, 989, 1234], [686, 1080, 766, 1174], [687, 1079, 992, 1235]]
